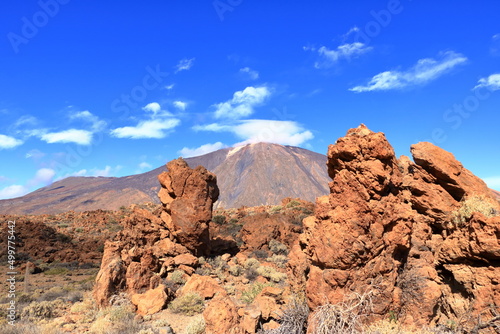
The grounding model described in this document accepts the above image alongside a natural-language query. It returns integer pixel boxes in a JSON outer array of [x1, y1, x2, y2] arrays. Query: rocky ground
[[1, 125, 499, 334]]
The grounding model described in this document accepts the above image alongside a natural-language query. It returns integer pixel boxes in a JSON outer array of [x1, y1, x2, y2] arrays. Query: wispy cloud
[[305, 28, 373, 69], [110, 102, 180, 139], [138, 162, 152, 170], [0, 134, 23, 149], [175, 58, 195, 73], [491, 34, 500, 56], [239, 67, 259, 80], [350, 51, 468, 92], [110, 119, 180, 139], [173, 101, 187, 111], [473, 73, 500, 91], [179, 142, 227, 158], [70, 110, 107, 132], [195, 119, 313, 146], [213, 86, 271, 119], [0, 168, 55, 199], [40, 129, 93, 145], [164, 84, 175, 90]]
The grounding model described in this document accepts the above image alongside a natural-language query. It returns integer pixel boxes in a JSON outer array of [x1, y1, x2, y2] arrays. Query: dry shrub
[[257, 266, 287, 283], [21, 300, 65, 320], [451, 195, 499, 227], [0, 321, 42, 334], [184, 315, 206, 334], [308, 289, 375, 334], [259, 294, 309, 334], [90, 303, 145, 334], [168, 292, 205, 316]]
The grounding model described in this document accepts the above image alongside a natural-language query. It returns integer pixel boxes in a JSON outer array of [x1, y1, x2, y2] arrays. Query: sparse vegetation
[[21, 300, 65, 320], [267, 254, 288, 268], [286, 200, 301, 208], [240, 282, 273, 304], [43, 267, 69, 276], [212, 214, 226, 225], [257, 265, 287, 283], [169, 292, 205, 316], [269, 239, 289, 255], [259, 295, 309, 334], [184, 316, 206, 334], [170, 270, 187, 284], [229, 264, 244, 276], [451, 195, 499, 227]]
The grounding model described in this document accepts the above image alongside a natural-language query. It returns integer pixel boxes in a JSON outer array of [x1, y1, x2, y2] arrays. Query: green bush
[[169, 292, 205, 316], [169, 270, 186, 284], [285, 200, 301, 208], [212, 215, 226, 225]]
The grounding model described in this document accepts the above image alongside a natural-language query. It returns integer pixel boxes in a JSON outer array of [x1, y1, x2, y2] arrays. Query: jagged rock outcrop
[[290, 124, 500, 327], [158, 158, 219, 256], [93, 158, 219, 307]]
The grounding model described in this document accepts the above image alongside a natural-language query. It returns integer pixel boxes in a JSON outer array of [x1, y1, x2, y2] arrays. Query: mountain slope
[[0, 143, 330, 214]]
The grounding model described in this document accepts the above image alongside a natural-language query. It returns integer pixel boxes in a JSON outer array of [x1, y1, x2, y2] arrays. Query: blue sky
[[1, 0, 499, 199]]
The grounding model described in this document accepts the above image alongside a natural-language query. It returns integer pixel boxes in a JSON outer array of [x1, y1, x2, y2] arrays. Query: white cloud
[[138, 162, 152, 170], [483, 176, 500, 190], [232, 120, 314, 146], [173, 101, 187, 111], [342, 26, 360, 40], [58, 165, 122, 179], [179, 142, 227, 158], [27, 168, 56, 187], [164, 84, 175, 90], [111, 102, 180, 139], [195, 119, 313, 146], [0, 185, 27, 199], [307, 40, 372, 68], [214, 86, 271, 119], [473, 73, 500, 91], [110, 119, 180, 139], [0, 134, 23, 149], [175, 58, 195, 73], [40, 129, 93, 145], [239, 67, 259, 80], [193, 123, 229, 132], [143, 102, 161, 114], [350, 51, 468, 92], [0, 168, 55, 200], [71, 110, 106, 132]]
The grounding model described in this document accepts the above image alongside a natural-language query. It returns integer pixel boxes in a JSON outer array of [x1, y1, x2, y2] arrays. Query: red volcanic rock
[[239, 213, 302, 252], [131, 284, 170, 316], [94, 158, 219, 309], [158, 158, 219, 256], [411, 142, 496, 201], [291, 124, 500, 326], [203, 293, 242, 334]]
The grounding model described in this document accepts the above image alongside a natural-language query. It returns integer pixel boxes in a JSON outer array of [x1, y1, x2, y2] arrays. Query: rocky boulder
[[158, 158, 219, 256], [291, 124, 500, 327], [94, 158, 219, 309]]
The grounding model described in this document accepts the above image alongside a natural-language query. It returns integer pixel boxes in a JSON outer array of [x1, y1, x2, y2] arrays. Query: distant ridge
[[0, 143, 330, 214]]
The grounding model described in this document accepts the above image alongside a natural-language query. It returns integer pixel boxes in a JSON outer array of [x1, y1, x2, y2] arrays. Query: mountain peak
[[0, 144, 329, 214]]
